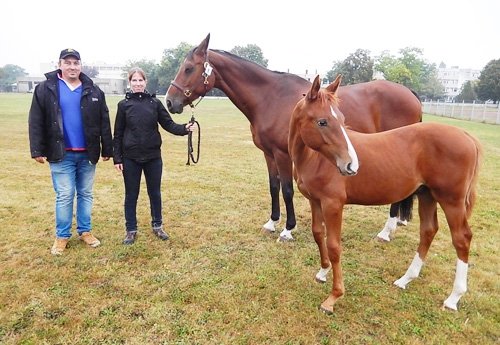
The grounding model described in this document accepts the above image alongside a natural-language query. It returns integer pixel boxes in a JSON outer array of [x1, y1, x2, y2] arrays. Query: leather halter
[[170, 51, 212, 107]]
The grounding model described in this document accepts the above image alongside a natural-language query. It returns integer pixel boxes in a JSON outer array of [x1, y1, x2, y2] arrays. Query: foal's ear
[[307, 75, 322, 101], [326, 74, 342, 95]]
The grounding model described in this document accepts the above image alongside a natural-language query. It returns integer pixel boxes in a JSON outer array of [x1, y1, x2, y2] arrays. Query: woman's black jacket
[[113, 91, 189, 164]]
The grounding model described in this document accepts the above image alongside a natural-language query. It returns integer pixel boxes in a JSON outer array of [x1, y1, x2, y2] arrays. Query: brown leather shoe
[[123, 232, 137, 245], [51, 238, 69, 255], [79, 232, 101, 248]]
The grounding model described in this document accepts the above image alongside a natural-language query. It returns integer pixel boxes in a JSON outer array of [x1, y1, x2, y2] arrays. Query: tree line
[[1, 43, 499, 103]]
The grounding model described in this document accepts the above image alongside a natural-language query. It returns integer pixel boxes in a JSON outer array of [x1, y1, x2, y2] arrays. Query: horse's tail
[[398, 194, 415, 222], [409, 89, 423, 122], [410, 89, 421, 104], [464, 132, 483, 218]]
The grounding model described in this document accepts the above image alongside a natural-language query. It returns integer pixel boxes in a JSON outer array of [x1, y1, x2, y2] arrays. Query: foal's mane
[[317, 86, 341, 108]]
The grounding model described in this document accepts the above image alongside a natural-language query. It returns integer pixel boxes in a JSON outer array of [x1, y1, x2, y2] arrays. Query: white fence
[[422, 101, 500, 125]]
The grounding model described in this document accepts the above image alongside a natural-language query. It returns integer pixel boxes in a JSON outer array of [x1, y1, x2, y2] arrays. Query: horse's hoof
[[375, 236, 390, 242], [318, 305, 333, 315], [277, 235, 294, 242], [314, 277, 327, 284], [442, 301, 459, 311], [261, 227, 275, 234]]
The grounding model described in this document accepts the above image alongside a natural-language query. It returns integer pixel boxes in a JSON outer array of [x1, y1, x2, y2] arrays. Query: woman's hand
[[186, 122, 197, 131]]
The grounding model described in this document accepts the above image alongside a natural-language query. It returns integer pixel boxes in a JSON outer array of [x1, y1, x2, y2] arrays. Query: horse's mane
[[210, 49, 298, 76]]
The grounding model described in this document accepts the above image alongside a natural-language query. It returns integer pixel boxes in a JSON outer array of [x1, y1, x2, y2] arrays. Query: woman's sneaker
[[123, 232, 137, 245], [152, 226, 169, 240]]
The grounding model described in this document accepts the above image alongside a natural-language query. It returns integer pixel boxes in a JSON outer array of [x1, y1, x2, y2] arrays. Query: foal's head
[[291, 75, 359, 176]]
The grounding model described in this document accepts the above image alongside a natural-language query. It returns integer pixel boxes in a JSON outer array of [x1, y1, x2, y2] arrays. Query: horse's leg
[[377, 202, 399, 242], [276, 154, 297, 242], [377, 195, 415, 241], [441, 203, 473, 310], [394, 191, 438, 289], [308, 200, 330, 283], [262, 154, 281, 233], [319, 203, 345, 315]]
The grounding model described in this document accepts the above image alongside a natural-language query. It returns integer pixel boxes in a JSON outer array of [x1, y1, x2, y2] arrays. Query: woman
[[113, 67, 196, 245]]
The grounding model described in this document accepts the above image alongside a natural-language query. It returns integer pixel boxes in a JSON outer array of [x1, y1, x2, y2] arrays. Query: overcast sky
[[2, 0, 499, 77]]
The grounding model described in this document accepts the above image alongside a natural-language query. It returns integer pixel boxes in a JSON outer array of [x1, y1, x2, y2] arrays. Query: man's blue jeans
[[122, 157, 163, 233], [49, 151, 96, 239]]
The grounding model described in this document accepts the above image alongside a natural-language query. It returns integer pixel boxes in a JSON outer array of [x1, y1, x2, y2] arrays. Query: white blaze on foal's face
[[330, 106, 359, 172]]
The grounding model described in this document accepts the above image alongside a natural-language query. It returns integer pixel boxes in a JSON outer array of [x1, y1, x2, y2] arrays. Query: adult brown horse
[[166, 33, 422, 242], [289, 75, 482, 314]]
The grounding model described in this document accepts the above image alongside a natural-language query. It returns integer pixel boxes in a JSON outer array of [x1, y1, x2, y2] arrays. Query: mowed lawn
[[0, 93, 499, 345]]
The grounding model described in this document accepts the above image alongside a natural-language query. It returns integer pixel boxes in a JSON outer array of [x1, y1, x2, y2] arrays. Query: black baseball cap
[[59, 48, 81, 60]]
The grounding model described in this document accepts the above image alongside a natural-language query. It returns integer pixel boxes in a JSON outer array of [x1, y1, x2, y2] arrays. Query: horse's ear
[[196, 34, 210, 57], [326, 74, 342, 95], [307, 75, 322, 101]]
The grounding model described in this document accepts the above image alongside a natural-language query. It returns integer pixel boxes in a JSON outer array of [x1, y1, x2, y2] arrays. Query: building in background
[[437, 62, 481, 102], [16, 61, 482, 99], [17, 61, 127, 94]]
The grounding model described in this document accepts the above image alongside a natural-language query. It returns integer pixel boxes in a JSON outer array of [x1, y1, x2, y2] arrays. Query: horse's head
[[165, 33, 216, 114], [291, 75, 359, 176]]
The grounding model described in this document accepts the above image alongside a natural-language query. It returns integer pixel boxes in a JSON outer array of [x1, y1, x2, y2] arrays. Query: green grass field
[[0, 93, 499, 344]]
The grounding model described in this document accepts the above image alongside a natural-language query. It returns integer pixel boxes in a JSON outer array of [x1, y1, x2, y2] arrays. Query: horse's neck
[[211, 51, 275, 117]]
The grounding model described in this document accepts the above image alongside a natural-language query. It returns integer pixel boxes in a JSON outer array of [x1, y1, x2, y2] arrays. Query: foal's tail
[[465, 132, 483, 218]]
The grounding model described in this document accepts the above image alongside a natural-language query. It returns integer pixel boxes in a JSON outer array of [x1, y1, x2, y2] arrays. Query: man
[[29, 48, 113, 255]]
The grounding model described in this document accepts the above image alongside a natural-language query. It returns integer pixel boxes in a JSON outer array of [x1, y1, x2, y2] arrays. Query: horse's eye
[[317, 119, 327, 127], [184, 66, 194, 74]]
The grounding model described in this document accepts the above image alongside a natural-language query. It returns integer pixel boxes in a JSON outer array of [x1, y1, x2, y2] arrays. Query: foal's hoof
[[318, 305, 333, 315]]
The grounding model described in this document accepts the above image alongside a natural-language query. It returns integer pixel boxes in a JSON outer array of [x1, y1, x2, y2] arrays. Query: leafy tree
[[230, 44, 268, 68], [82, 65, 99, 78], [374, 48, 435, 94], [476, 59, 500, 104], [455, 80, 478, 103], [0, 64, 27, 92], [418, 63, 443, 100], [123, 59, 160, 94], [326, 49, 373, 85], [157, 42, 196, 94], [420, 73, 445, 100]]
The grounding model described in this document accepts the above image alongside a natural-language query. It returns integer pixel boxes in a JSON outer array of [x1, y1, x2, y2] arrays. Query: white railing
[[422, 100, 500, 125]]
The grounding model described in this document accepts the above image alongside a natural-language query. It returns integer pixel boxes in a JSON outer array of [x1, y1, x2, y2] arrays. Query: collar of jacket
[[125, 90, 156, 100], [44, 69, 94, 89]]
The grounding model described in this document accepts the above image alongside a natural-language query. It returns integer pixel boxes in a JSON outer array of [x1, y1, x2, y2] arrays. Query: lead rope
[[183, 59, 212, 165], [186, 100, 202, 165]]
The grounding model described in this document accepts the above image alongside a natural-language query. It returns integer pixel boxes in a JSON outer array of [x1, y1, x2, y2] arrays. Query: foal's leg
[[441, 204, 473, 310], [319, 205, 345, 315], [394, 192, 438, 289], [309, 200, 330, 283]]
